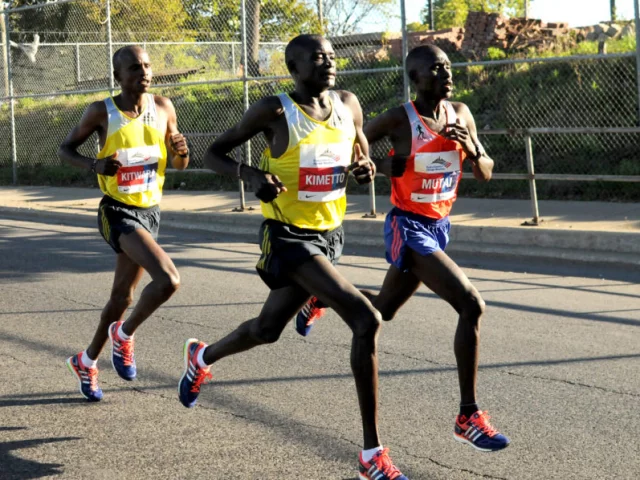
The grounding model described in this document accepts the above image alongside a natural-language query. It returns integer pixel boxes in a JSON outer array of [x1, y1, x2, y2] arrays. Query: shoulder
[[372, 105, 408, 127], [82, 100, 107, 122], [248, 95, 285, 120], [448, 101, 473, 120], [152, 94, 175, 112], [333, 89, 359, 106]]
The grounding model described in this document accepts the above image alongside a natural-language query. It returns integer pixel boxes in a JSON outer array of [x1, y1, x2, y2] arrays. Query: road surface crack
[[504, 370, 640, 397]]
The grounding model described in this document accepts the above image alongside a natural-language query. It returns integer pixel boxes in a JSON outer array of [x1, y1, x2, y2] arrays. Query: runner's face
[[412, 51, 453, 99], [294, 39, 337, 90], [115, 50, 152, 94]]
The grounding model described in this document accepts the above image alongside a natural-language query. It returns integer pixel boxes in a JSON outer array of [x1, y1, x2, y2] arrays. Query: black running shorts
[[256, 219, 345, 290], [97, 195, 160, 254]]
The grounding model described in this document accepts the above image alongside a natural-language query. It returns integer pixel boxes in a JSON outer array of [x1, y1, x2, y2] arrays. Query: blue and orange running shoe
[[359, 448, 408, 480], [295, 296, 327, 336], [178, 338, 212, 408], [66, 353, 103, 402], [454, 410, 510, 452], [108, 320, 136, 381]]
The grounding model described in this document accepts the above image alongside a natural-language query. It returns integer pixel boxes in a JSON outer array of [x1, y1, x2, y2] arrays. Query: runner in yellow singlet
[[59, 45, 190, 402], [177, 35, 408, 479]]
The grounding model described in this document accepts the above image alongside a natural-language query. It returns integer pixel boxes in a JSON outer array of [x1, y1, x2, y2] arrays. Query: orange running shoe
[[358, 448, 408, 480]]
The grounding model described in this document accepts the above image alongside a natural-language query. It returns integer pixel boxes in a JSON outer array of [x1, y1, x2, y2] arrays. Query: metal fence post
[[524, 134, 540, 225], [3, 10, 17, 184], [236, 0, 249, 212], [400, 0, 410, 103], [75, 43, 81, 84], [105, 0, 115, 95], [634, 0, 640, 125]]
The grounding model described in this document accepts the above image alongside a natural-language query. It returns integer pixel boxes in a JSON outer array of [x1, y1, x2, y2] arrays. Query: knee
[[350, 304, 382, 339], [157, 269, 180, 298], [378, 307, 397, 322], [460, 292, 485, 324]]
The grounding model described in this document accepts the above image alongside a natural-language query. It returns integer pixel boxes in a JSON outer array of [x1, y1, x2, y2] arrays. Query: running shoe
[[178, 338, 212, 408], [454, 410, 510, 452], [294, 296, 327, 336], [108, 320, 136, 381], [359, 448, 408, 480], [66, 353, 103, 402]]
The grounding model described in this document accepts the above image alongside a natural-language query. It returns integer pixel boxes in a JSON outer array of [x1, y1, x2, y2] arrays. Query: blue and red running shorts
[[384, 207, 450, 272]]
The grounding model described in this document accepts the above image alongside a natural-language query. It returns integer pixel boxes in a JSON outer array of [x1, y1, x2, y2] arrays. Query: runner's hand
[[378, 154, 408, 178], [249, 168, 287, 203], [170, 133, 189, 157], [347, 144, 376, 185], [440, 119, 478, 158], [95, 152, 122, 176]]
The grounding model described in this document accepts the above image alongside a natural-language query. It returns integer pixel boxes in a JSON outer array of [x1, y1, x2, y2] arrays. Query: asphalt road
[[1, 216, 639, 480]]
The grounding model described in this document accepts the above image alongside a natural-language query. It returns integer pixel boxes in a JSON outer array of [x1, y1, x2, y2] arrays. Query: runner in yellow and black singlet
[[177, 35, 409, 479], [59, 45, 190, 402]]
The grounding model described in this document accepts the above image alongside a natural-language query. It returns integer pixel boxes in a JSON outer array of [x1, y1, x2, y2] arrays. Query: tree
[[422, 0, 529, 30], [318, 0, 396, 36]]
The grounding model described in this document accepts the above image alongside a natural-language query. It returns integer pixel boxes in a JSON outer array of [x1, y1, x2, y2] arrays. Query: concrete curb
[[2, 205, 639, 267]]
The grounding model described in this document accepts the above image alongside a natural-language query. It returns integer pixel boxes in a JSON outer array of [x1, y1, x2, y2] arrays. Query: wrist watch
[[90, 159, 98, 173]]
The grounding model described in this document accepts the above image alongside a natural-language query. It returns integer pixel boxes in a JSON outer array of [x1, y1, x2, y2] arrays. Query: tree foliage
[[422, 0, 529, 30], [320, 0, 396, 36]]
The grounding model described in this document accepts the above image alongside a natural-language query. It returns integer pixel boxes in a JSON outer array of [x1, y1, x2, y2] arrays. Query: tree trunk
[[246, 0, 260, 77]]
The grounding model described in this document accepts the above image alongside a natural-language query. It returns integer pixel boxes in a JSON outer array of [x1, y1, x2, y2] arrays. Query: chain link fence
[[0, 0, 639, 203]]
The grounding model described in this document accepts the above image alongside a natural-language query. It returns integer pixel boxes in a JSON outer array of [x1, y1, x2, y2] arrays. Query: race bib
[[410, 150, 461, 203], [298, 142, 352, 202], [116, 145, 162, 194]]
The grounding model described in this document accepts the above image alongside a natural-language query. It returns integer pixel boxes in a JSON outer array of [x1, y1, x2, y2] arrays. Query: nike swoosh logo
[[305, 195, 315, 199]]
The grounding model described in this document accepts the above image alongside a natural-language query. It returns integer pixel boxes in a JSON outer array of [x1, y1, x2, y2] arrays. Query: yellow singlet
[[97, 93, 167, 208], [259, 91, 356, 231]]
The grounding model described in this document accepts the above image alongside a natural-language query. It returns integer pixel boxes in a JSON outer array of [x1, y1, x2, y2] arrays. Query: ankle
[[459, 402, 480, 418]]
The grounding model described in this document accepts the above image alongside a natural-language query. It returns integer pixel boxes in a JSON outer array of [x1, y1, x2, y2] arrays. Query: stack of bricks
[[386, 28, 465, 60], [462, 11, 571, 58]]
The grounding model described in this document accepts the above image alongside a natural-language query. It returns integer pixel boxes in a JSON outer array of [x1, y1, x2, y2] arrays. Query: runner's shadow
[[0, 397, 87, 407], [0, 433, 81, 479]]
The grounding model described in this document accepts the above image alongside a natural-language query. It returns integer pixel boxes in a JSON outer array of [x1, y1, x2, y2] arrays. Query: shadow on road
[[0, 431, 81, 480]]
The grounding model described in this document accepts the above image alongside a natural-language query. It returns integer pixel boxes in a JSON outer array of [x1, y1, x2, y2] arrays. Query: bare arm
[[363, 107, 408, 178], [158, 96, 190, 171], [58, 101, 122, 176], [340, 90, 375, 184], [444, 103, 494, 182], [204, 96, 287, 202]]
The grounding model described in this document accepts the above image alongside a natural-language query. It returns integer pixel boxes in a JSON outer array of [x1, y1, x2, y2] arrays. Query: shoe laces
[[370, 448, 403, 479], [86, 366, 99, 391], [468, 411, 499, 437], [190, 366, 212, 393], [116, 335, 135, 366]]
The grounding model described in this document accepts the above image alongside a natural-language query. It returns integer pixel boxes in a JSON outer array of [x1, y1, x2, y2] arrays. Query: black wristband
[[178, 149, 190, 158]]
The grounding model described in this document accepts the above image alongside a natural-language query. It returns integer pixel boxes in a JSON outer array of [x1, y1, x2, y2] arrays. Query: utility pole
[[610, 0, 617, 21], [317, 0, 324, 34], [0, 8, 8, 97], [428, 0, 434, 30]]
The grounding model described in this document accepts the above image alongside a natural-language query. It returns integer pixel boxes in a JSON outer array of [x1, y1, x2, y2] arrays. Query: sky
[[378, 0, 637, 32]]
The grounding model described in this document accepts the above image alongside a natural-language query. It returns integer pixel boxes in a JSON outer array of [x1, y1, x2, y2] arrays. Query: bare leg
[[367, 265, 421, 321], [289, 256, 382, 450], [203, 284, 311, 364], [117, 228, 180, 336], [408, 249, 485, 406], [85, 254, 144, 360]]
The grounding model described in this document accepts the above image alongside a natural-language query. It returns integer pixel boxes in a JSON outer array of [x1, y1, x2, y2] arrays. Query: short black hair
[[284, 34, 327, 73], [112, 45, 146, 73], [406, 44, 447, 82]]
